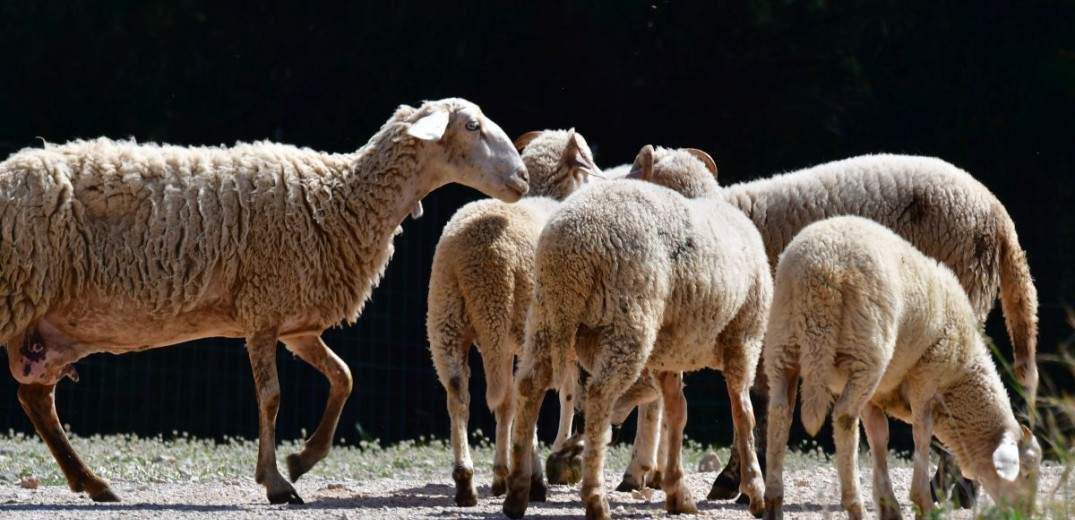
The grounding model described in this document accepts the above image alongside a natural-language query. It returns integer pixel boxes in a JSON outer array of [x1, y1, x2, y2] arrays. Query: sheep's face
[[516, 129, 599, 201], [981, 425, 1041, 515], [626, 145, 719, 199], [408, 99, 528, 203]]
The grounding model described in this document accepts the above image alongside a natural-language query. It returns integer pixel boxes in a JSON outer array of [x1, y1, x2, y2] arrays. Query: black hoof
[[736, 493, 751, 506], [286, 453, 307, 482], [503, 489, 529, 519], [268, 488, 304, 505], [529, 474, 548, 502], [90, 488, 121, 502], [707, 479, 740, 500], [455, 489, 478, 507], [491, 478, 507, 497], [615, 479, 640, 493]]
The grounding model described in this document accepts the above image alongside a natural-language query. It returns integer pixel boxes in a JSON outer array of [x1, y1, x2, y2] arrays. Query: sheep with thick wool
[[763, 216, 1041, 520], [0, 98, 529, 505], [427, 128, 598, 506], [503, 145, 769, 520], [595, 153, 1038, 505]]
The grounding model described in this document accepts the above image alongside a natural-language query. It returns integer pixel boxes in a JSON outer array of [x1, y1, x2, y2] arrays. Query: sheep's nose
[[517, 166, 529, 184]]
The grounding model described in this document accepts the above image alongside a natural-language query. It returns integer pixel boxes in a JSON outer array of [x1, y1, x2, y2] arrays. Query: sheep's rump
[[0, 138, 357, 341]]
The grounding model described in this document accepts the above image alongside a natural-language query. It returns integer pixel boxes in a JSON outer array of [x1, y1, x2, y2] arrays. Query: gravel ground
[[0, 465, 1070, 519]]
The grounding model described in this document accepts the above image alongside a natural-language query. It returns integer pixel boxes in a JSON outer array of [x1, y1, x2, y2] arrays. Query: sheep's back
[[724, 154, 1003, 319]]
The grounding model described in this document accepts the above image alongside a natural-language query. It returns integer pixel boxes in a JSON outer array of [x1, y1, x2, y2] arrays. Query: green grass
[[0, 428, 839, 487]]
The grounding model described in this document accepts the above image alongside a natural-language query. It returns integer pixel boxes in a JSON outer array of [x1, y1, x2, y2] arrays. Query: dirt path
[[0, 466, 1068, 519]]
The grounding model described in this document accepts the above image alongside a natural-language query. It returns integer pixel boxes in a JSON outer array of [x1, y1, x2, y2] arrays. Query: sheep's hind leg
[[18, 383, 119, 502], [862, 402, 902, 520], [726, 374, 765, 518], [281, 335, 353, 483], [247, 330, 302, 504], [657, 371, 698, 515], [428, 329, 478, 506], [616, 394, 662, 492], [485, 348, 516, 498], [545, 362, 583, 486]]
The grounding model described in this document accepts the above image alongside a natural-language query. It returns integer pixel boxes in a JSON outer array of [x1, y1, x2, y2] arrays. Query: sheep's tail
[[996, 204, 1039, 405], [768, 250, 838, 438], [798, 342, 836, 437]]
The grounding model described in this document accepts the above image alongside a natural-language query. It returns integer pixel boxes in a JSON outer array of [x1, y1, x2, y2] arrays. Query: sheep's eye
[[465, 119, 480, 132]]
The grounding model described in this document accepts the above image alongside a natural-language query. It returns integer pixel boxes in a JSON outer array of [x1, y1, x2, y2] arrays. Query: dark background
[[1, 1, 1073, 455]]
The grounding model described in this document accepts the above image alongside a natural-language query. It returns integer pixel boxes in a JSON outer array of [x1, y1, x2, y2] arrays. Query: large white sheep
[[502, 145, 770, 520], [599, 153, 1037, 506], [763, 216, 1041, 520], [0, 98, 529, 505], [426, 128, 598, 506]]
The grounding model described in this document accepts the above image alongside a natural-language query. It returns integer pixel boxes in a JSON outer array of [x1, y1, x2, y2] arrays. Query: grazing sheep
[[427, 128, 598, 506], [763, 216, 1041, 520], [0, 98, 529, 505], [655, 153, 1036, 505], [503, 145, 770, 520]]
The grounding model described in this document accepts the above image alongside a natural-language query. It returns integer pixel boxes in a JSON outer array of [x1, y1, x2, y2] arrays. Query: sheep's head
[[980, 425, 1041, 516], [406, 98, 529, 203], [514, 129, 599, 201], [626, 144, 719, 198]]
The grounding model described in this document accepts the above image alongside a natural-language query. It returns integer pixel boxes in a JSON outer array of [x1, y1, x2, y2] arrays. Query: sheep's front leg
[[909, 402, 935, 519], [727, 374, 766, 518], [656, 371, 698, 515], [247, 330, 302, 504], [763, 365, 798, 520], [281, 335, 353, 483], [18, 383, 119, 502], [862, 402, 902, 520]]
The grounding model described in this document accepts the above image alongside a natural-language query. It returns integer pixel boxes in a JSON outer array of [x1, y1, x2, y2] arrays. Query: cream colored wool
[[502, 147, 770, 520], [426, 128, 599, 506], [763, 216, 1041, 520], [723, 154, 1038, 395], [0, 97, 529, 505]]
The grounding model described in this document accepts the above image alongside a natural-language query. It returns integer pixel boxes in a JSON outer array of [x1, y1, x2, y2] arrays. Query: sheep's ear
[[629, 145, 655, 180], [407, 109, 451, 141], [1021, 424, 1034, 442], [686, 148, 718, 180], [992, 435, 1021, 482], [562, 130, 596, 170], [514, 130, 543, 151]]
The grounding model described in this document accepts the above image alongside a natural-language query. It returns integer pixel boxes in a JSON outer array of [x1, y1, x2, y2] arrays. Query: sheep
[[502, 145, 770, 520], [762, 216, 1041, 520], [602, 153, 1038, 506], [426, 128, 599, 506], [0, 97, 529, 505]]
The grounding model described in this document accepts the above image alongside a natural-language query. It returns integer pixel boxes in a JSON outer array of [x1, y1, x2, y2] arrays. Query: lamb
[[502, 145, 770, 520], [602, 153, 1038, 506], [426, 128, 599, 506], [762, 216, 1041, 519], [0, 98, 529, 505]]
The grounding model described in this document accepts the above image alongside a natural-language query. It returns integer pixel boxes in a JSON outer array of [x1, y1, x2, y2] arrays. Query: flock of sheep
[[0, 97, 1042, 520]]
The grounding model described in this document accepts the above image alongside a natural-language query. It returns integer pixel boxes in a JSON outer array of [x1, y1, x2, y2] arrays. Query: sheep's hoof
[[545, 445, 583, 485], [452, 465, 478, 506], [665, 489, 698, 515], [748, 493, 766, 518], [491, 476, 507, 497], [707, 470, 740, 500], [615, 476, 641, 493], [763, 496, 783, 520], [584, 494, 611, 520], [267, 487, 304, 505], [878, 501, 902, 520], [286, 453, 310, 482], [529, 473, 548, 502], [89, 488, 121, 503], [647, 470, 663, 490], [952, 478, 977, 509], [503, 487, 529, 519]]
